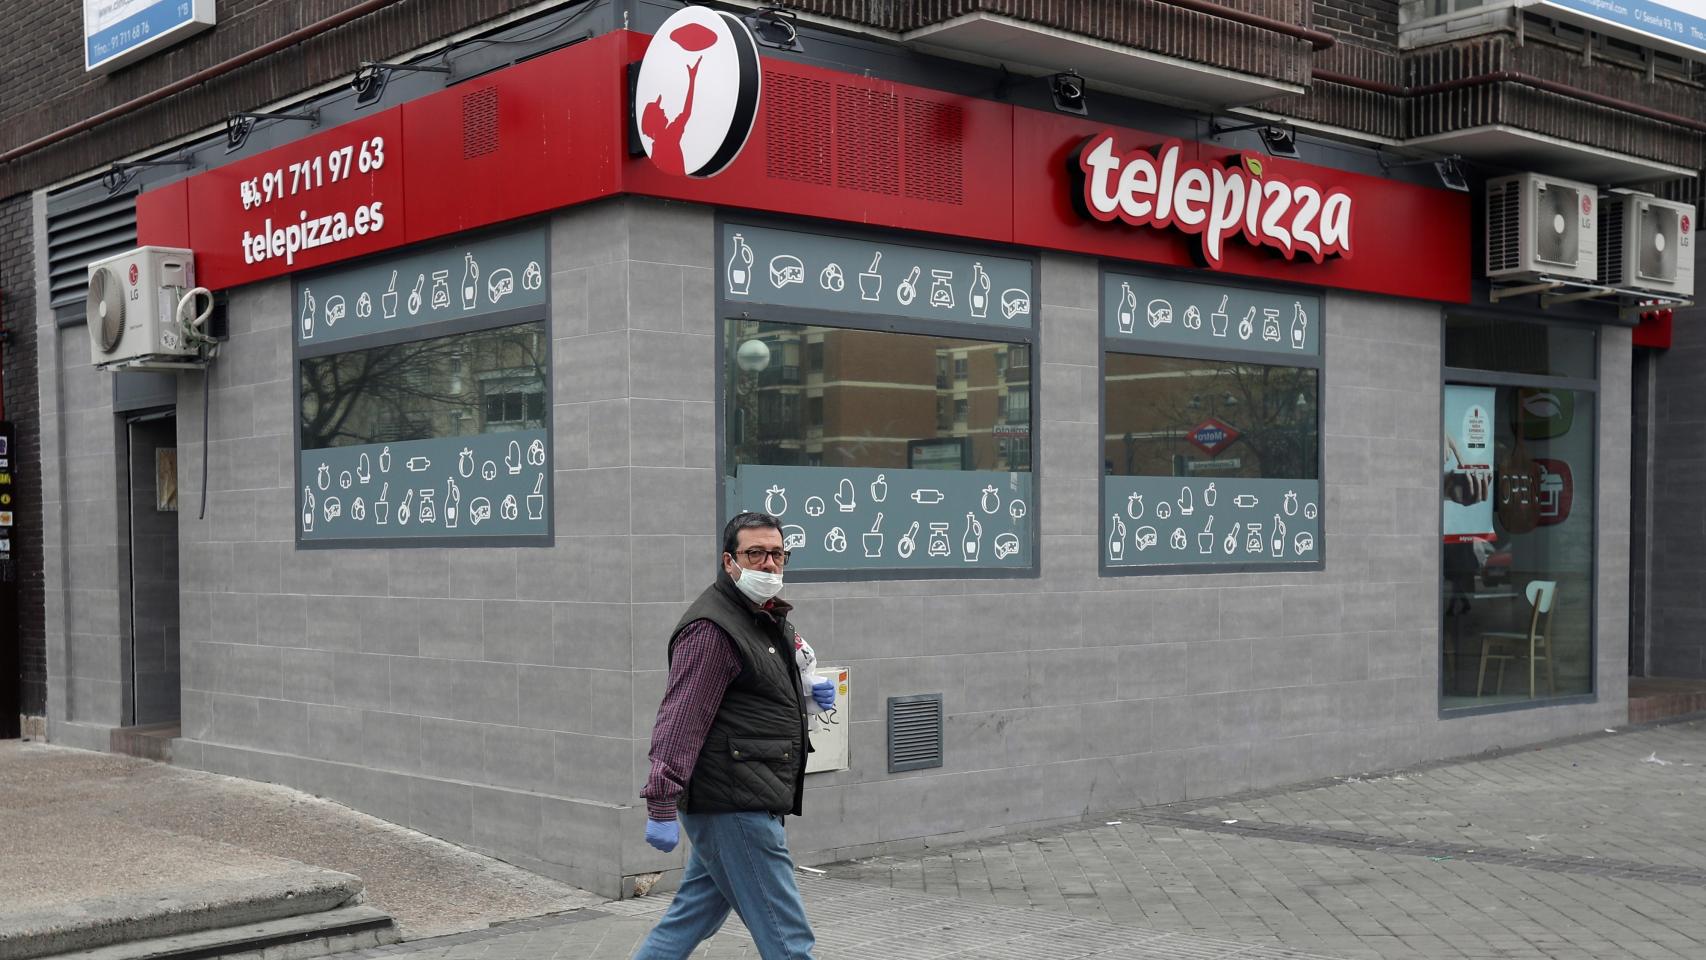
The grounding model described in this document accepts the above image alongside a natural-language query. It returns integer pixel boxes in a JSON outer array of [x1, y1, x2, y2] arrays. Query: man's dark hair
[[722, 511, 782, 558]]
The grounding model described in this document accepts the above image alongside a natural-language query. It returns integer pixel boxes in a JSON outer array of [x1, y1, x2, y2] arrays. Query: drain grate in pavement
[[1139, 811, 1706, 887]]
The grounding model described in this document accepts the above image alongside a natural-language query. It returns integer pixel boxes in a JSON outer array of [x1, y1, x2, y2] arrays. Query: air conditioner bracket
[[1617, 294, 1694, 321], [1488, 278, 1568, 302], [97, 356, 213, 373], [1541, 285, 1616, 307], [1489, 276, 1694, 319]]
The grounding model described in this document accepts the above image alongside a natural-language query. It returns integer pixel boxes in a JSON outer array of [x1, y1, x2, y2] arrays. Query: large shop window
[[718, 222, 1036, 577], [300, 323, 547, 449], [1101, 271, 1322, 572], [1442, 317, 1596, 710], [294, 225, 552, 545]]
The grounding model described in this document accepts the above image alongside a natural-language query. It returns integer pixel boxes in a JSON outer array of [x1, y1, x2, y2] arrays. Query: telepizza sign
[[633, 6, 761, 179], [1074, 133, 1355, 269]]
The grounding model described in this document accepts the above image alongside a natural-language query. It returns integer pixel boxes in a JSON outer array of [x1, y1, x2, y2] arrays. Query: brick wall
[[1314, 0, 1397, 47], [0, 0, 563, 724], [0, 0, 550, 198], [789, 0, 1316, 87], [0, 195, 44, 717]]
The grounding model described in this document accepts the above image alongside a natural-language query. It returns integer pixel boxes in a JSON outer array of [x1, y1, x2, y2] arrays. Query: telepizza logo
[[634, 7, 762, 179], [1073, 132, 1354, 268]]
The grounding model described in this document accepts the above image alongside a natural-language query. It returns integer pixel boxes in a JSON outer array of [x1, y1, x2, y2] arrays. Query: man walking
[[632, 512, 836, 960]]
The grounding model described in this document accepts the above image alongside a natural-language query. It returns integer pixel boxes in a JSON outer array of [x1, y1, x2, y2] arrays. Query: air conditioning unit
[[1599, 192, 1695, 298], [1485, 173, 1599, 283], [86, 247, 204, 368]]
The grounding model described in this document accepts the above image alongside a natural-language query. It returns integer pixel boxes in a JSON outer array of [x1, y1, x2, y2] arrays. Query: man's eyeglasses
[[735, 547, 791, 566]]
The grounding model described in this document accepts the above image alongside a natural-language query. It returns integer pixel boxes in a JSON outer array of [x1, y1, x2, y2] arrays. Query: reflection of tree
[[301, 323, 547, 449], [1145, 362, 1317, 478]]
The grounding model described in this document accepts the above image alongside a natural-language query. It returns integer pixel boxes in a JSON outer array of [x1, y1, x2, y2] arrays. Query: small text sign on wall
[[85, 0, 216, 73]]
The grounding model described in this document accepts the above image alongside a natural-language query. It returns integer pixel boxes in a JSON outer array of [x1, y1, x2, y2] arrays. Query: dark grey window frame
[[291, 221, 554, 550], [1438, 312, 1600, 717], [1097, 263, 1328, 577], [714, 213, 1041, 582]]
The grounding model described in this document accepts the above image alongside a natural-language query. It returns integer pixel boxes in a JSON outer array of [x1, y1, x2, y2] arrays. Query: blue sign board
[[85, 0, 216, 73], [1529, 0, 1706, 56]]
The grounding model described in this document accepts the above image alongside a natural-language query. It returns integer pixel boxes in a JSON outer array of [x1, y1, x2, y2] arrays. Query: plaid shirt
[[640, 618, 744, 821]]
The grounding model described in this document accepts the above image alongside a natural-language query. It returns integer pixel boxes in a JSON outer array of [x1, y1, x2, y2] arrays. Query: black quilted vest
[[669, 574, 808, 816]]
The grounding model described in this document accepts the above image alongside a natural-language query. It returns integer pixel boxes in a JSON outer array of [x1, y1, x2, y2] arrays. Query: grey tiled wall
[[39, 196, 1630, 897], [38, 182, 128, 747], [1644, 244, 1706, 678]]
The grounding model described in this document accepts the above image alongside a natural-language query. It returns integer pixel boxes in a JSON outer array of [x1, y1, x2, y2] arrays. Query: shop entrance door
[[125, 415, 180, 726]]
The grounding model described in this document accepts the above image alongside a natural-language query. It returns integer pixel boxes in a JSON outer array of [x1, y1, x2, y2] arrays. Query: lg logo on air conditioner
[[634, 7, 762, 179]]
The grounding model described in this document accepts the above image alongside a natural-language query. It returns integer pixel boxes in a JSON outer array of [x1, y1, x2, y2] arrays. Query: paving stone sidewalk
[[341, 875, 1351, 960], [340, 719, 1706, 959], [828, 719, 1706, 959]]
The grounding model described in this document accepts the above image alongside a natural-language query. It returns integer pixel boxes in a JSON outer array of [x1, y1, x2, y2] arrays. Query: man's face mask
[[731, 564, 784, 603], [727, 542, 787, 603]]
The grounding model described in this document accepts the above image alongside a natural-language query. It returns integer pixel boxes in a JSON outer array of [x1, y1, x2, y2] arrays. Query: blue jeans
[[631, 811, 817, 960]]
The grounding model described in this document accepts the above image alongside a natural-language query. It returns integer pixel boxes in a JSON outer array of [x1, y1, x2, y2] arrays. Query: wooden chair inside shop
[[1476, 579, 1557, 697]]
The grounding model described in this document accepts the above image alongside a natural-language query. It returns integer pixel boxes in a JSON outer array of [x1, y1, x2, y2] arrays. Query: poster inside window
[[1441, 318, 1596, 708], [1446, 315, 1589, 705]]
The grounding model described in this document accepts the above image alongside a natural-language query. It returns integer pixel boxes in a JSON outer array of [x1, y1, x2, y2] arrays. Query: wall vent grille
[[1599, 194, 1628, 285], [47, 191, 137, 319], [887, 693, 944, 773], [903, 98, 964, 205], [463, 87, 500, 160], [835, 85, 900, 196], [1486, 179, 1520, 274], [766, 71, 832, 185]]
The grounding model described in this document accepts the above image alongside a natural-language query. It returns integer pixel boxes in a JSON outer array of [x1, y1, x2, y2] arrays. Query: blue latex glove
[[812, 678, 836, 711], [645, 818, 679, 853]]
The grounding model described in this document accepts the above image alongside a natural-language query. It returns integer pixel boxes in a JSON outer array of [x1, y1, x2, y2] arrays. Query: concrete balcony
[[794, 0, 1321, 108]]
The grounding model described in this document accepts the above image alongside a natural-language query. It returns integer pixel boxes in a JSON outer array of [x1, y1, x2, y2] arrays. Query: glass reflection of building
[[1103, 356, 1319, 480], [729, 322, 1031, 472]]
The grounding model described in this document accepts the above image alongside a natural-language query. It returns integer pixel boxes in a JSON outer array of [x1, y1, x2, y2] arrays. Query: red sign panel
[[633, 7, 762, 178], [1013, 111, 1470, 302], [138, 29, 1470, 303], [399, 39, 622, 245], [174, 111, 405, 289], [1188, 418, 1239, 457], [620, 31, 1017, 249], [1074, 136, 1352, 269]]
